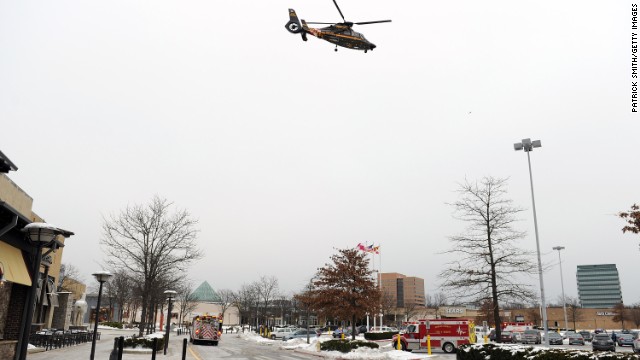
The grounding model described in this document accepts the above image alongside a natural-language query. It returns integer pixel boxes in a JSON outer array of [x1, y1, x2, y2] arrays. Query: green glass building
[[576, 264, 623, 308]]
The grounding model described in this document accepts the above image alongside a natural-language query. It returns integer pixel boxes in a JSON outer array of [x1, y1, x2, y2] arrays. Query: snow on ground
[[239, 332, 436, 359]]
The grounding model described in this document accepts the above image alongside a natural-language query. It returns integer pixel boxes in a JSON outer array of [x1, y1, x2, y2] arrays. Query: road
[[188, 334, 319, 360]]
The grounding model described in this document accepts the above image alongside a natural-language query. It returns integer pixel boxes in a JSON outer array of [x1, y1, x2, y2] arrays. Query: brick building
[[379, 272, 426, 308]]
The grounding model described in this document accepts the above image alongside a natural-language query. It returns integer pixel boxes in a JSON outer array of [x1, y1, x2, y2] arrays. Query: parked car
[[579, 331, 593, 342], [500, 331, 516, 343], [489, 329, 496, 342], [332, 327, 355, 338], [617, 333, 634, 347], [512, 332, 523, 342], [547, 332, 564, 345], [521, 329, 541, 344], [270, 327, 298, 340], [282, 329, 317, 341], [368, 326, 397, 333], [633, 334, 640, 353], [357, 325, 368, 334], [567, 333, 585, 345], [592, 333, 616, 351], [316, 325, 339, 334]]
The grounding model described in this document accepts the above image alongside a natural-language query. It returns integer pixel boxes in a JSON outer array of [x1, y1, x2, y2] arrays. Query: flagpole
[[371, 244, 376, 329], [378, 246, 382, 327]]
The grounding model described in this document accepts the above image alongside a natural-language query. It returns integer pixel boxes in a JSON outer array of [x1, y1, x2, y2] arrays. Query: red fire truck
[[190, 314, 222, 346], [392, 319, 472, 353]]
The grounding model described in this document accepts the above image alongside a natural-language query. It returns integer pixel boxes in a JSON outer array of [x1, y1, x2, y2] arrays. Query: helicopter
[[285, 0, 391, 53]]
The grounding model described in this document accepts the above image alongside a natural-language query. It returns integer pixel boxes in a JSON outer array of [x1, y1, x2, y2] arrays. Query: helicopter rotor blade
[[354, 20, 392, 25], [332, 0, 346, 22], [305, 21, 336, 24]]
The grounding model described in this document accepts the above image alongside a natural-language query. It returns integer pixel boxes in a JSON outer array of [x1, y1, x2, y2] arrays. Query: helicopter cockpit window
[[353, 31, 365, 40]]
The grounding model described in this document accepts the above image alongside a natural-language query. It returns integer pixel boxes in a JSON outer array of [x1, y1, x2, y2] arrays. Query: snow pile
[[240, 331, 436, 359], [97, 325, 126, 330], [146, 332, 166, 339], [239, 331, 278, 345]]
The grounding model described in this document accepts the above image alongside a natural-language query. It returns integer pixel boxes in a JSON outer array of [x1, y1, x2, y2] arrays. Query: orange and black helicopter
[[285, 0, 391, 53]]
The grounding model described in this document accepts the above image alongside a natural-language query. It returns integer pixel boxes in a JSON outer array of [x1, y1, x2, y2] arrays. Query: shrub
[[350, 340, 379, 350], [100, 321, 123, 329], [364, 331, 398, 340], [123, 336, 165, 351], [458, 343, 639, 360], [320, 339, 379, 353]]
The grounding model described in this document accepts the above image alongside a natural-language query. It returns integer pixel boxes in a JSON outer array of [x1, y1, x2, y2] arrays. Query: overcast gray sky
[[2, 0, 639, 305]]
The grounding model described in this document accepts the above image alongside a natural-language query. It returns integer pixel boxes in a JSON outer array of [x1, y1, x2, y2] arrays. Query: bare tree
[[380, 292, 396, 325], [439, 177, 536, 342], [57, 263, 82, 292], [255, 276, 279, 325], [273, 293, 294, 326], [101, 196, 202, 336], [562, 296, 583, 330], [232, 284, 259, 328], [630, 304, 640, 329], [216, 289, 235, 323], [426, 293, 448, 319], [526, 307, 541, 327], [176, 282, 199, 326], [477, 299, 497, 328], [400, 302, 422, 323], [103, 270, 133, 322], [308, 248, 381, 340], [612, 303, 629, 329]]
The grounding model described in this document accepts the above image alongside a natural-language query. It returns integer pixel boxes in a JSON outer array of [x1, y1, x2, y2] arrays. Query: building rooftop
[[191, 281, 221, 303], [0, 150, 18, 173]]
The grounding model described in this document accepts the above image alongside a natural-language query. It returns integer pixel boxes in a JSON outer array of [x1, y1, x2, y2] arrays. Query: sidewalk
[[27, 328, 194, 360]]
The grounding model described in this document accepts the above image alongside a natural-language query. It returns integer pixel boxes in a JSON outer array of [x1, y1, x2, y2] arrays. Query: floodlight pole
[[553, 246, 568, 331], [514, 138, 549, 345]]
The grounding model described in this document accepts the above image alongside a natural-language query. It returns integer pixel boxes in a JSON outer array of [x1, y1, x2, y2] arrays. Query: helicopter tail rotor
[[285, 9, 303, 34]]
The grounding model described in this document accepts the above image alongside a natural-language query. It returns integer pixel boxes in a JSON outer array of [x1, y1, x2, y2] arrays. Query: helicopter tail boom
[[285, 9, 303, 34]]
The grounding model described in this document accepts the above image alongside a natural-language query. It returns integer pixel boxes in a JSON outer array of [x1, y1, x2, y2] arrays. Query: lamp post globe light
[[553, 246, 568, 331], [513, 138, 549, 344], [90, 270, 113, 360], [17, 222, 73, 360], [164, 290, 177, 355]]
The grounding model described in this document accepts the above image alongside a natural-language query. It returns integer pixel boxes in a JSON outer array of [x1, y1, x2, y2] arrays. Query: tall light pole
[[90, 271, 113, 360], [552, 246, 568, 330], [164, 290, 177, 355], [514, 138, 549, 345]]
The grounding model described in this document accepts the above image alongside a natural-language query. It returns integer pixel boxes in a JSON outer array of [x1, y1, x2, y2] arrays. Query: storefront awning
[[0, 241, 32, 286]]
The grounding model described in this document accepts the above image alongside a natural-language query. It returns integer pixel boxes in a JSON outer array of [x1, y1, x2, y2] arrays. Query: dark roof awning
[[0, 201, 31, 225], [0, 150, 18, 173]]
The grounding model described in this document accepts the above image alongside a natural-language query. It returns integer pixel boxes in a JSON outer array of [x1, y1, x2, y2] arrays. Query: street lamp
[[304, 277, 316, 344], [514, 138, 549, 344], [16, 222, 73, 360], [164, 290, 177, 355], [552, 246, 568, 331], [90, 270, 113, 360]]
